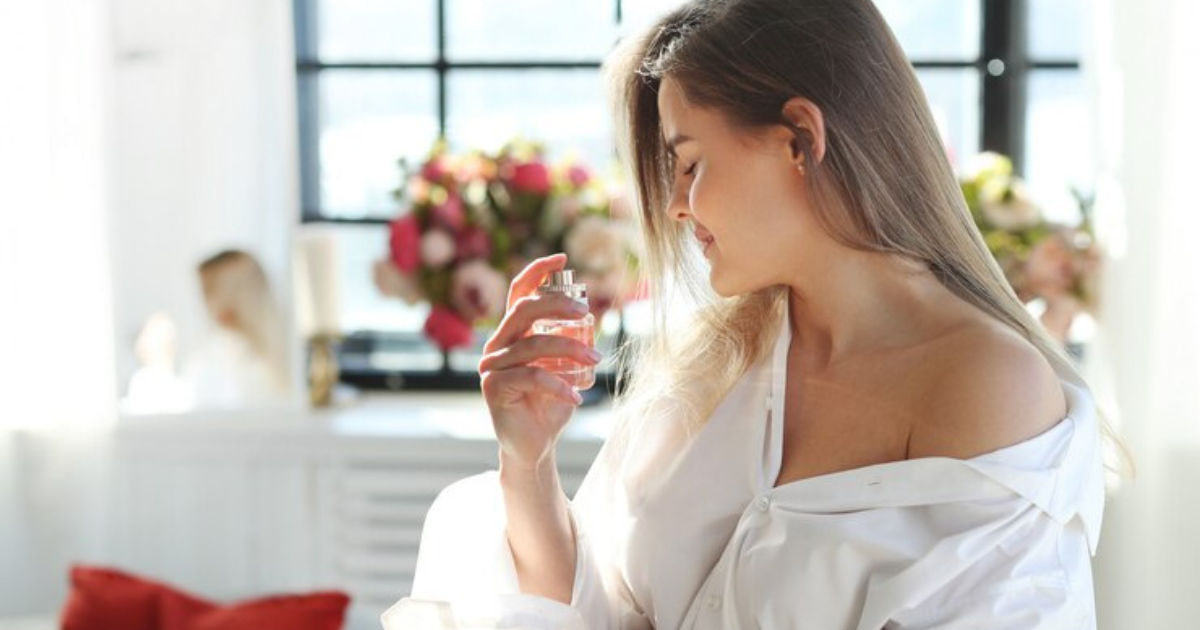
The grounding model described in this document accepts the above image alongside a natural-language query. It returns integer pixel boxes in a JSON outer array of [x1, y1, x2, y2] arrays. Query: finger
[[506, 253, 568, 311], [478, 333, 600, 374], [484, 293, 590, 354], [482, 366, 582, 405]]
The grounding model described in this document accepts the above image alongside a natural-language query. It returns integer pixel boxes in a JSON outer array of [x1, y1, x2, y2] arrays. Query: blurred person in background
[[183, 249, 290, 409]]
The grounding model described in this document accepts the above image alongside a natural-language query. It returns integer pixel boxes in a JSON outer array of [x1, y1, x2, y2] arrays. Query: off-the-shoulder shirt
[[384, 299, 1104, 629]]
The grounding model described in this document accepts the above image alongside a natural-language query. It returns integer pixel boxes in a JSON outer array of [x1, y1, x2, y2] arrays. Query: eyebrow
[[666, 134, 695, 157]]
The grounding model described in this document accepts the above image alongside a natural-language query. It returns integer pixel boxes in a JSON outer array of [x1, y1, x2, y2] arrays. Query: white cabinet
[[111, 394, 607, 629]]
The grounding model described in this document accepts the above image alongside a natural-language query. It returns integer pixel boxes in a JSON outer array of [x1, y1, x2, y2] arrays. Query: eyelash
[[682, 162, 698, 176]]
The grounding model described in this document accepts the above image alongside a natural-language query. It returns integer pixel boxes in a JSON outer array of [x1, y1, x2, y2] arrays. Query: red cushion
[[62, 565, 350, 630], [158, 583, 219, 630], [183, 593, 351, 630], [61, 566, 159, 630]]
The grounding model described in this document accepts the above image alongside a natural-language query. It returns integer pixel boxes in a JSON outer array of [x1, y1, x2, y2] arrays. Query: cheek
[[706, 160, 792, 230]]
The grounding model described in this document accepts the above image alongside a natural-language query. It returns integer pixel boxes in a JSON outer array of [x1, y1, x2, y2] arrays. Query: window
[[293, 0, 1086, 386], [1025, 0, 1090, 223]]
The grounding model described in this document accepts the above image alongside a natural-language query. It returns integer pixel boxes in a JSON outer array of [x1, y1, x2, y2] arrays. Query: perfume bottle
[[532, 269, 596, 391]]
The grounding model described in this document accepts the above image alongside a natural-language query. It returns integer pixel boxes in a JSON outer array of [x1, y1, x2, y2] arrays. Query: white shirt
[[384, 300, 1105, 629]]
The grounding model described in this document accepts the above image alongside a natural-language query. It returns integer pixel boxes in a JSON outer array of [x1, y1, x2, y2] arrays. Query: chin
[[706, 249, 770, 298], [709, 269, 756, 299]]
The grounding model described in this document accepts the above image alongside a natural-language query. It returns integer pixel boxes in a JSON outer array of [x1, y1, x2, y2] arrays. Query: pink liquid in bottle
[[530, 269, 596, 391]]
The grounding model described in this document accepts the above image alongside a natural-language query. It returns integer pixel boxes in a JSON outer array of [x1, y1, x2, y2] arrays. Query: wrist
[[499, 449, 558, 483]]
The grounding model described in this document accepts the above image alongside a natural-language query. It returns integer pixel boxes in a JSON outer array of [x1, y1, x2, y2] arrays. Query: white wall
[[0, 0, 301, 617], [1089, 0, 1200, 628], [0, 0, 120, 614]]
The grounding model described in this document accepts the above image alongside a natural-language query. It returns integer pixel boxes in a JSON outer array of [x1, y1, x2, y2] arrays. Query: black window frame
[[294, 0, 1078, 225]]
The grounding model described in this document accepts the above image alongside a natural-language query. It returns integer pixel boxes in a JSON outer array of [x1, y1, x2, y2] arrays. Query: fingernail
[[571, 300, 589, 314], [571, 390, 583, 405], [586, 348, 602, 362]]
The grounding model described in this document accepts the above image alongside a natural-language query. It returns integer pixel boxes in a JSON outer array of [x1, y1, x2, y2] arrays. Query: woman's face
[[657, 76, 823, 297]]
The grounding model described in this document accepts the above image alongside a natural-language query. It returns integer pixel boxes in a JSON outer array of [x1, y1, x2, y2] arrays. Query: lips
[[695, 227, 715, 251]]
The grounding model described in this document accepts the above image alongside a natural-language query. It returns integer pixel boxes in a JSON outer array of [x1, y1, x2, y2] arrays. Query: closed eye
[[683, 162, 698, 176]]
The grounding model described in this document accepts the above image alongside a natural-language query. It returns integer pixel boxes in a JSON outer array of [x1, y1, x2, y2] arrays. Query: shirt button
[[755, 496, 771, 512], [706, 595, 722, 610]]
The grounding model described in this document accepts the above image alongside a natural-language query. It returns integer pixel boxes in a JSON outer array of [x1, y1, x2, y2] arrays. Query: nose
[[667, 182, 692, 224]]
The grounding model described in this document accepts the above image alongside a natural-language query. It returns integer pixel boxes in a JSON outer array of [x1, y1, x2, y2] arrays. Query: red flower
[[389, 214, 420, 273], [454, 226, 492, 261], [510, 162, 551, 195], [424, 305, 474, 350]]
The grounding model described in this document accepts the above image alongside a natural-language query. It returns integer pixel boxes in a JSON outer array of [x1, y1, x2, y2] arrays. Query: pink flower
[[389, 214, 420, 273], [627, 277, 651, 302], [372, 259, 422, 305], [567, 165, 591, 187], [455, 226, 492, 261], [607, 188, 632, 220], [424, 305, 475, 351], [430, 194, 465, 231], [421, 158, 449, 183], [1024, 234, 1075, 297], [510, 162, 551, 195], [450, 259, 507, 322]]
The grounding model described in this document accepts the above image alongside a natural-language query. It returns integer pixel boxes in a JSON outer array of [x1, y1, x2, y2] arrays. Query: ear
[[779, 97, 827, 167]]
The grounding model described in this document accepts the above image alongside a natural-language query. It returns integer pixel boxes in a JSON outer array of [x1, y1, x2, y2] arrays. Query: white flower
[[564, 215, 637, 316], [565, 215, 627, 276], [963, 151, 1013, 182], [420, 229, 457, 268]]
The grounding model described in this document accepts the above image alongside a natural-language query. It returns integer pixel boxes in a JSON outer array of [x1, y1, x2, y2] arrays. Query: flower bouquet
[[373, 138, 642, 353], [960, 152, 1101, 344]]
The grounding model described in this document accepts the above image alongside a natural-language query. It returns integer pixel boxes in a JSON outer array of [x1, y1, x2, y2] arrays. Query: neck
[[785, 250, 963, 371]]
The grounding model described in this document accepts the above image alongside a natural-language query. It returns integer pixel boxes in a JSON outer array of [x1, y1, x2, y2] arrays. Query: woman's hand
[[477, 253, 600, 469]]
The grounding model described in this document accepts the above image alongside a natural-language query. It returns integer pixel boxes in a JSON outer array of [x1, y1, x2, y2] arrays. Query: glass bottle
[[531, 269, 596, 391]]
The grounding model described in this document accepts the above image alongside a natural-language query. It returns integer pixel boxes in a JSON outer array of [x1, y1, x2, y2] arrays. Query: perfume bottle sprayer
[[532, 269, 596, 391]]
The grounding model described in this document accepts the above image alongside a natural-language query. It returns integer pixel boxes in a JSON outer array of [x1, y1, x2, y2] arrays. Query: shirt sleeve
[[885, 577, 1093, 629], [381, 448, 640, 630], [882, 512, 1096, 630]]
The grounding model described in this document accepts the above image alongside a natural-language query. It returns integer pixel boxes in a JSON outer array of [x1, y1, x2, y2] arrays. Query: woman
[[184, 249, 291, 408], [386, 1, 1110, 628]]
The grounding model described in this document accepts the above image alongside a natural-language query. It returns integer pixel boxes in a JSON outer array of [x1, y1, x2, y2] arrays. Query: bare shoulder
[[905, 322, 1068, 460]]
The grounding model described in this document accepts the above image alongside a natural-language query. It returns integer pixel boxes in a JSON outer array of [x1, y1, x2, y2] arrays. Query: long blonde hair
[[601, 0, 1125, 467], [198, 249, 290, 394]]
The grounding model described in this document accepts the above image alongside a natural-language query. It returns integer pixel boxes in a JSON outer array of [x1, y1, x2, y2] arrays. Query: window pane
[[317, 70, 439, 220], [446, 70, 612, 167], [324, 224, 430, 333], [1025, 70, 1093, 224], [873, 0, 980, 61], [915, 69, 981, 171], [446, 0, 618, 61], [620, 0, 686, 36], [1029, 0, 1084, 61], [316, 0, 437, 62]]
